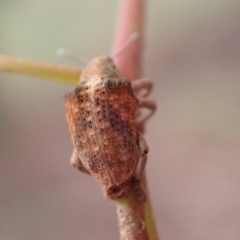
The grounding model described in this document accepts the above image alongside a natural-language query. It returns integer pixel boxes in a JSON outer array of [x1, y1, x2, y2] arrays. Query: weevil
[[64, 38, 156, 201]]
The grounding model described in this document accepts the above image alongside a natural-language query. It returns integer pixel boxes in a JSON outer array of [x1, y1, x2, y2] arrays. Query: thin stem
[[0, 54, 80, 84], [112, 0, 159, 240], [143, 175, 159, 240]]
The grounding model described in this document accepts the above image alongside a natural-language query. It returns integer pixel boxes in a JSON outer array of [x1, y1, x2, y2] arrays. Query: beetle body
[[65, 56, 140, 188]]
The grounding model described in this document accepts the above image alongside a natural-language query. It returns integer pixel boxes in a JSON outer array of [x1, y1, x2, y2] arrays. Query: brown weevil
[[63, 35, 156, 201]]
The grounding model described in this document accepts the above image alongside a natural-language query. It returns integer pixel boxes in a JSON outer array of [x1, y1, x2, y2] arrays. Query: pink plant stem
[[112, 0, 144, 81], [112, 1, 159, 240]]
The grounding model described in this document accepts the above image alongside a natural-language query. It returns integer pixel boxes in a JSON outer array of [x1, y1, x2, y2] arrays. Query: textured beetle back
[[65, 77, 139, 186]]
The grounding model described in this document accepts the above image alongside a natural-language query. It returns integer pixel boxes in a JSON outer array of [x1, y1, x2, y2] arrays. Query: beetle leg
[[132, 78, 153, 97], [134, 132, 149, 178], [137, 97, 157, 125], [105, 185, 126, 200], [132, 132, 149, 201], [70, 149, 90, 174]]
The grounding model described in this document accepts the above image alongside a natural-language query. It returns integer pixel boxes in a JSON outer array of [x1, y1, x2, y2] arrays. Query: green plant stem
[[0, 54, 80, 84], [143, 175, 159, 240], [112, 0, 159, 240]]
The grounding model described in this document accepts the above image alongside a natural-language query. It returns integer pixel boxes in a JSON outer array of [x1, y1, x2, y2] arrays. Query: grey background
[[0, 0, 240, 239]]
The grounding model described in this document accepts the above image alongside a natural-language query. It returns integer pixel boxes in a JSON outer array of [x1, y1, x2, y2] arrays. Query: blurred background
[[0, 0, 240, 239]]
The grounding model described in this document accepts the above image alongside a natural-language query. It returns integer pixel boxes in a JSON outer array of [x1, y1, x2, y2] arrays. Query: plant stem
[[0, 54, 80, 84], [112, 0, 159, 240], [116, 191, 149, 240]]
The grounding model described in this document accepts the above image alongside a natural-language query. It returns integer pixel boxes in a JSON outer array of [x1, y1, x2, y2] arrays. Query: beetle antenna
[[57, 48, 89, 63], [111, 32, 140, 59]]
